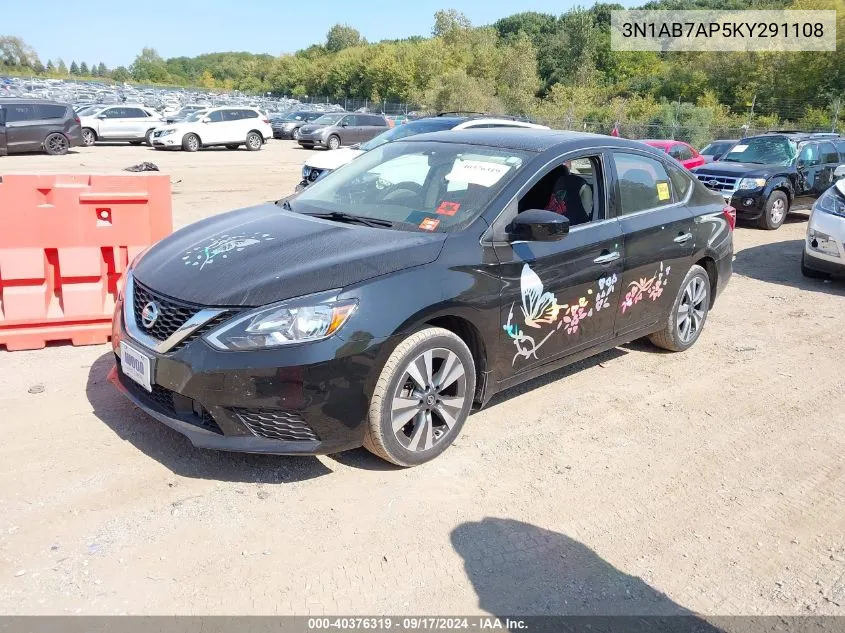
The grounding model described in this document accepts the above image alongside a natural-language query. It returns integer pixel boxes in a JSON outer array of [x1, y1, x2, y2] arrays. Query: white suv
[[151, 107, 273, 152], [79, 104, 164, 146], [297, 116, 549, 190]]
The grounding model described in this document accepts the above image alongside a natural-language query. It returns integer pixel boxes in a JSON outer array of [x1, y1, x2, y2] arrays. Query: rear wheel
[[43, 133, 69, 155], [182, 133, 200, 152], [363, 327, 475, 467], [758, 190, 788, 230], [327, 134, 341, 150], [81, 128, 96, 146], [649, 264, 711, 352], [245, 132, 263, 151]]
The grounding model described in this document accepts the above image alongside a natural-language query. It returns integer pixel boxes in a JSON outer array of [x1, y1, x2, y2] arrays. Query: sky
[[5, 0, 636, 68]]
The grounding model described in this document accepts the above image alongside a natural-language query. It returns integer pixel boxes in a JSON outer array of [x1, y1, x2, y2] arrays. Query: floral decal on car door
[[621, 262, 671, 313], [503, 265, 619, 366]]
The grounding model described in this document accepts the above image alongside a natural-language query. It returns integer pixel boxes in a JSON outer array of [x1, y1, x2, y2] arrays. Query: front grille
[[231, 408, 320, 442], [117, 362, 223, 435], [696, 174, 739, 195], [132, 281, 202, 342]]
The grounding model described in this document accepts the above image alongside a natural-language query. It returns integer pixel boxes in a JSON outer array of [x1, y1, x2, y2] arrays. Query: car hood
[[692, 161, 784, 177], [132, 203, 446, 307], [305, 148, 363, 170]]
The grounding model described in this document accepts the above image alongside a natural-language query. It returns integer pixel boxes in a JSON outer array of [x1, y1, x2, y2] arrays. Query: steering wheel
[[379, 181, 424, 202]]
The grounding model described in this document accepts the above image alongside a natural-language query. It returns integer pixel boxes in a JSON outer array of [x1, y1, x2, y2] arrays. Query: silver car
[[297, 113, 389, 150]]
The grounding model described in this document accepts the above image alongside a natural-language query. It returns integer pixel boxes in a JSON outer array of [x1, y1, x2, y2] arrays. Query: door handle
[[673, 232, 693, 244], [593, 251, 620, 264]]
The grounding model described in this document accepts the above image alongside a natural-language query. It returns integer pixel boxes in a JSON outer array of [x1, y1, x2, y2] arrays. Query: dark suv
[[0, 100, 82, 156], [271, 111, 326, 140], [692, 132, 844, 230]]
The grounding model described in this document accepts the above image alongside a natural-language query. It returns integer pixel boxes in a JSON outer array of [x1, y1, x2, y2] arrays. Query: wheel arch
[[183, 131, 202, 145], [694, 256, 718, 308], [422, 315, 488, 404]]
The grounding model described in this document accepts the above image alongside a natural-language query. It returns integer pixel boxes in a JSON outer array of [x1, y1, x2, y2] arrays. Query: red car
[[641, 140, 705, 170]]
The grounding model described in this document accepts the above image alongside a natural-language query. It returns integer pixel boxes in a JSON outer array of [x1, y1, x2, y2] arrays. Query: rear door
[[610, 150, 695, 336], [360, 115, 387, 142], [121, 107, 150, 138], [817, 142, 840, 195]]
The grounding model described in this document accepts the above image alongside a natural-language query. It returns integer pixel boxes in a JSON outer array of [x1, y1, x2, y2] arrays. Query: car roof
[[401, 128, 652, 153], [0, 99, 69, 107]]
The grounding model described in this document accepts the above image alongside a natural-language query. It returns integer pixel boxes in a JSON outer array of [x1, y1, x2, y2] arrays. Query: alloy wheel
[[677, 276, 708, 344], [391, 348, 467, 452], [47, 134, 68, 154], [770, 198, 786, 224], [248, 134, 261, 149], [82, 130, 94, 146], [188, 136, 199, 151]]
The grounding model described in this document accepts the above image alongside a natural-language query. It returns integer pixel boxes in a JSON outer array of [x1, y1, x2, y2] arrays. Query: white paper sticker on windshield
[[729, 144, 748, 153], [446, 160, 511, 187]]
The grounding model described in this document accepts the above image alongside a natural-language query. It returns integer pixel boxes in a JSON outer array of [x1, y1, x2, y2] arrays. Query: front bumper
[[727, 190, 767, 220], [151, 133, 180, 148], [272, 127, 297, 139], [804, 212, 845, 275], [110, 294, 391, 455], [297, 132, 326, 147]]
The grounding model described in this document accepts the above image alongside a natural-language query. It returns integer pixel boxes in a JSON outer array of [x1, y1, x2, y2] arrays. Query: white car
[[79, 104, 164, 146], [150, 107, 273, 152], [297, 116, 549, 190], [802, 168, 845, 278]]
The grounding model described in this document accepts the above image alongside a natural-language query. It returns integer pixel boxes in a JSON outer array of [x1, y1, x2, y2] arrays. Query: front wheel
[[758, 190, 788, 230], [44, 133, 69, 155], [327, 134, 341, 150], [144, 129, 155, 146], [363, 327, 476, 467], [649, 264, 711, 352], [292, 128, 300, 140], [182, 133, 200, 152], [245, 132, 262, 151]]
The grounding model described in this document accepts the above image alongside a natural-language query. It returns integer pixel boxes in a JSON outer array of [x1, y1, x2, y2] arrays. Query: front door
[[96, 107, 125, 139], [795, 142, 823, 204], [609, 150, 695, 336], [491, 153, 624, 375], [203, 110, 229, 144]]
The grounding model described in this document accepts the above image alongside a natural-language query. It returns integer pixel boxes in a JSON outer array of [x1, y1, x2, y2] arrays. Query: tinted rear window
[[4, 104, 36, 122], [37, 104, 68, 119]]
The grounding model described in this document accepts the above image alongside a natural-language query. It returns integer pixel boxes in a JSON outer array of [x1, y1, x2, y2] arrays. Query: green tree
[[496, 34, 540, 114], [111, 66, 130, 82], [130, 47, 168, 82], [45, 59, 55, 73], [432, 9, 472, 38], [494, 11, 557, 43], [325, 24, 362, 53], [79, 61, 89, 75], [70, 61, 79, 75], [33, 59, 45, 74], [56, 59, 67, 75], [0, 36, 38, 67], [96, 62, 108, 77]]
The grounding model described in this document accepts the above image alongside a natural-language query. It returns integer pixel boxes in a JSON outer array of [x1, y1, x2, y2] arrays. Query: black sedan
[[110, 129, 734, 466]]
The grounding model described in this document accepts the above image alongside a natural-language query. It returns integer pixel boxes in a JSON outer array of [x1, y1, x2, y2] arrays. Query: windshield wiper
[[306, 211, 393, 228]]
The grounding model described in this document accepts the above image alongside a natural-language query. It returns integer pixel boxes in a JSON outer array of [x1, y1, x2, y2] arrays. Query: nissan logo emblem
[[140, 301, 160, 329]]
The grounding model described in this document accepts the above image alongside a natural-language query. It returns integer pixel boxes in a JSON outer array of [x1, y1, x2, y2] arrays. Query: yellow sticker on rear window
[[656, 181, 670, 201]]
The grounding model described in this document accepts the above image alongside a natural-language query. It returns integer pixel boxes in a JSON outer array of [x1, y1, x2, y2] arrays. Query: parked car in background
[[297, 116, 550, 190], [0, 99, 82, 155], [79, 104, 163, 146], [111, 129, 733, 467], [165, 104, 207, 124], [297, 113, 389, 150], [271, 111, 326, 140], [700, 139, 738, 163], [150, 107, 272, 152], [642, 140, 705, 169], [802, 176, 845, 278], [692, 132, 844, 230]]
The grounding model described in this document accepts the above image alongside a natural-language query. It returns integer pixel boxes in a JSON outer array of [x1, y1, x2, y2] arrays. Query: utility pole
[[832, 97, 841, 133], [745, 94, 757, 134]]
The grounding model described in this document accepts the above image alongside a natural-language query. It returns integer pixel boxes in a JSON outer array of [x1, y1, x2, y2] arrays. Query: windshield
[[290, 141, 531, 232], [702, 141, 735, 156], [722, 136, 797, 165], [313, 113, 344, 125], [183, 111, 208, 123], [359, 119, 456, 152]]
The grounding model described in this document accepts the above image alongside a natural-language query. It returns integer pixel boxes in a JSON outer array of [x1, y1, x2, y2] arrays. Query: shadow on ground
[[85, 351, 334, 483], [452, 517, 723, 630], [733, 238, 845, 295]]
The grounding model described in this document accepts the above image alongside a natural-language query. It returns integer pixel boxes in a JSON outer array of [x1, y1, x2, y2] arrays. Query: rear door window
[[37, 104, 68, 120], [835, 140, 845, 161], [611, 152, 676, 215], [222, 109, 241, 121], [5, 104, 37, 122], [122, 108, 146, 118], [820, 142, 839, 164]]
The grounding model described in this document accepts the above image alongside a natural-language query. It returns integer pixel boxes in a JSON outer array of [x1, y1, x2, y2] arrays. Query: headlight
[[160, 129, 176, 136], [737, 178, 766, 190], [815, 186, 845, 218], [808, 228, 840, 257], [205, 297, 357, 350], [282, 122, 295, 129], [308, 168, 323, 182]]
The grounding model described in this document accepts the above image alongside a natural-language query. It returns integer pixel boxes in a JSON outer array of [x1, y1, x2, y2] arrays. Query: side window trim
[[608, 149, 693, 219]]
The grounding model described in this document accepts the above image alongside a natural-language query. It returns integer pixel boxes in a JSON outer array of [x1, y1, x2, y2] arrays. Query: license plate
[[120, 341, 152, 392]]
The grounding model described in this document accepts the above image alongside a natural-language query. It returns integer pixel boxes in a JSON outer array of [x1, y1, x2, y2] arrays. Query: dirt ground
[[1, 141, 844, 617]]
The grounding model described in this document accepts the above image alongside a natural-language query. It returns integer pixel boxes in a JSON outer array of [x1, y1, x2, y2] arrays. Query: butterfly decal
[[519, 264, 562, 328]]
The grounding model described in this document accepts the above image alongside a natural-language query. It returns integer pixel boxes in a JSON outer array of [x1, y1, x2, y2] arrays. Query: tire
[[144, 129, 155, 146], [757, 190, 788, 230], [291, 128, 300, 140], [801, 251, 827, 279], [43, 133, 69, 156], [649, 264, 711, 352], [225, 144, 240, 150], [245, 131, 263, 151], [363, 327, 476, 467], [81, 128, 96, 146], [327, 134, 341, 150], [182, 133, 200, 152]]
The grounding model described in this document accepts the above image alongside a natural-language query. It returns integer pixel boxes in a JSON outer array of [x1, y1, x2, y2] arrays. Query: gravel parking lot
[[1, 141, 844, 617]]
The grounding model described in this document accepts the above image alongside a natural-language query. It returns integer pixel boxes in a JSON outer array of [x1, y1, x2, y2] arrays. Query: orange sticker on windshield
[[419, 217, 440, 231], [436, 201, 461, 216]]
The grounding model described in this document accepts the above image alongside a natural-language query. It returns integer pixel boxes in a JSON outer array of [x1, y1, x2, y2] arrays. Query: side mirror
[[834, 165, 845, 180], [201, 117, 211, 123], [96, 114, 106, 119], [506, 209, 570, 242]]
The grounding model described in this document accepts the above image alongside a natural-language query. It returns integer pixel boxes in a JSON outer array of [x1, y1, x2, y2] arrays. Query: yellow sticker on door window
[[656, 182, 670, 201]]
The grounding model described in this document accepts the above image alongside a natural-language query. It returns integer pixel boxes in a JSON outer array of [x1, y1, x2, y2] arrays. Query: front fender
[[764, 175, 795, 201]]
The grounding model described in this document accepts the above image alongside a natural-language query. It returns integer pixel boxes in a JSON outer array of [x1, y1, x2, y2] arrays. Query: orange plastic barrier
[[0, 174, 172, 351]]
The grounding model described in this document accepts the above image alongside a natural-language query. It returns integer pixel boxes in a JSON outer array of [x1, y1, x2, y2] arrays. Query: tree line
[[2, 0, 843, 146]]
